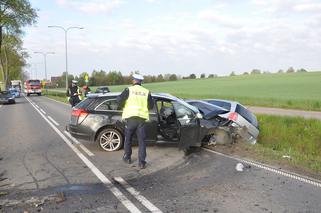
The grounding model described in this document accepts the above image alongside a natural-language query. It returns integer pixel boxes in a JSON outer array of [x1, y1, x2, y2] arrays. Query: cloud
[[198, 10, 243, 28], [293, 3, 321, 12], [251, 0, 321, 14], [56, 0, 124, 14]]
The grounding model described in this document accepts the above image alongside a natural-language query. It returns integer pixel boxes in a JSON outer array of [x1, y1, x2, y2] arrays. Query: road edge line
[[64, 130, 95, 157], [24, 95, 142, 213], [202, 148, 321, 188], [114, 177, 163, 213], [48, 116, 60, 126]]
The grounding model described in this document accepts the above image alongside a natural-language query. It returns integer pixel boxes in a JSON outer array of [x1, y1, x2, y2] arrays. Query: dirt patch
[[204, 143, 321, 181]]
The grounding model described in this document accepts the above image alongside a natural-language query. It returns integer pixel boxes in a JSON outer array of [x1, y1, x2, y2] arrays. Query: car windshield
[[29, 80, 41, 86], [0, 91, 11, 96], [188, 101, 228, 117], [174, 98, 199, 114]]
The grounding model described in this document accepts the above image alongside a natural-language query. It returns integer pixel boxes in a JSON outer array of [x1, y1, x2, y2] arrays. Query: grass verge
[[44, 91, 69, 104], [209, 115, 321, 179], [256, 115, 321, 172]]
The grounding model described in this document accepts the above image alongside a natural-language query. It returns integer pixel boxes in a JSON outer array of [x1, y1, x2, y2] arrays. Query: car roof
[[204, 98, 238, 105], [87, 92, 179, 100], [186, 99, 229, 111], [87, 92, 199, 113]]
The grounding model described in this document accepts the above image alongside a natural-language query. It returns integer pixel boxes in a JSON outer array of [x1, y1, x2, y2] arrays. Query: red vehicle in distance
[[24, 80, 42, 96]]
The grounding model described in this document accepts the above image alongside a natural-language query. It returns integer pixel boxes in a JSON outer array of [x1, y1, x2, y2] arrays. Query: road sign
[[84, 74, 89, 83]]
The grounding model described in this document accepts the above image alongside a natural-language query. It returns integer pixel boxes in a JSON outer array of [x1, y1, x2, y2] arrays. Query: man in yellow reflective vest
[[117, 74, 154, 169]]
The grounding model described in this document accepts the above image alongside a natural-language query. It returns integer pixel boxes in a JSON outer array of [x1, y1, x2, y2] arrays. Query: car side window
[[96, 99, 118, 111], [173, 102, 194, 119]]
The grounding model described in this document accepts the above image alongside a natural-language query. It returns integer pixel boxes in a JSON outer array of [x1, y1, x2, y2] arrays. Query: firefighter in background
[[67, 80, 82, 107]]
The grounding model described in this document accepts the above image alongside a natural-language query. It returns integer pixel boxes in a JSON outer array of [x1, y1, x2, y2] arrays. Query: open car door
[[172, 102, 202, 150]]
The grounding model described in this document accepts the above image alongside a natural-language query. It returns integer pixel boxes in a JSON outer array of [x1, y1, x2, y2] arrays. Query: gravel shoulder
[[248, 106, 321, 120]]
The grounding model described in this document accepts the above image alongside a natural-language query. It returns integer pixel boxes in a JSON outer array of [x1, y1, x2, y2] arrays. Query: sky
[[23, 0, 321, 79]]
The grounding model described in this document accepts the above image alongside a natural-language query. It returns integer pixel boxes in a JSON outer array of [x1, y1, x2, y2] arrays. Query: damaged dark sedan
[[186, 99, 259, 144], [67, 92, 215, 152]]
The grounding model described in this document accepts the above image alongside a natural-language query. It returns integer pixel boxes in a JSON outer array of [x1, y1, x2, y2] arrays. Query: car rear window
[[96, 99, 119, 111], [206, 100, 231, 111], [235, 104, 258, 128], [74, 98, 94, 109]]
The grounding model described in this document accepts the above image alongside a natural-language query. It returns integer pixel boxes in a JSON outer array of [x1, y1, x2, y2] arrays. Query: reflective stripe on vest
[[122, 85, 149, 120]]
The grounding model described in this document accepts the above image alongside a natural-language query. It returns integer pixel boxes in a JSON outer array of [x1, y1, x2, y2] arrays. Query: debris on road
[[236, 163, 244, 172], [0, 193, 66, 208], [0, 191, 9, 196], [282, 155, 291, 159]]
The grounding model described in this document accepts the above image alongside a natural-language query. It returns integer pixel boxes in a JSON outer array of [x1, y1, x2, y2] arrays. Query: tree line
[[0, 0, 37, 89], [52, 66, 309, 88], [230, 67, 308, 76], [51, 70, 223, 88]]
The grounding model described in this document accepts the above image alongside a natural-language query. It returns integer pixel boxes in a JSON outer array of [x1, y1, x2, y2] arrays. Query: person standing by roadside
[[117, 74, 154, 169], [82, 85, 91, 97], [67, 80, 82, 107]]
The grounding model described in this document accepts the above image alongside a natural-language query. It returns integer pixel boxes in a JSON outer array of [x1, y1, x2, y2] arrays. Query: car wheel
[[38, 93, 41, 96], [97, 128, 123, 152], [27, 93, 30, 96]]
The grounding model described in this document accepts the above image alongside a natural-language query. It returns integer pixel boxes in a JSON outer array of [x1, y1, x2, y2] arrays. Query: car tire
[[27, 93, 30, 96], [38, 93, 41, 96], [96, 128, 123, 152]]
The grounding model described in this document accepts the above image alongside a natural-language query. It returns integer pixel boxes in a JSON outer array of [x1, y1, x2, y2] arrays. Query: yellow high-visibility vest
[[122, 85, 149, 120]]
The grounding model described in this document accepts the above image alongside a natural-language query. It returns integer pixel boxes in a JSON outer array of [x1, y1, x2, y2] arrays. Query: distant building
[[51, 76, 60, 84]]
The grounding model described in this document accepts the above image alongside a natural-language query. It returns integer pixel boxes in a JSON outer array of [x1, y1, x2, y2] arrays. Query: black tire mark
[[11, 176, 60, 190], [44, 143, 71, 184], [22, 152, 39, 190]]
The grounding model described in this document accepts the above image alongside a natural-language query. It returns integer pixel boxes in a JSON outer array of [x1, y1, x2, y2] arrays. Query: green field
[[50, 71, 321, 111]]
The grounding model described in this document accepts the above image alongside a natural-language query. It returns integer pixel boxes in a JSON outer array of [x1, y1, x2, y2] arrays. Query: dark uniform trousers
[[124, 116, 147, 165]]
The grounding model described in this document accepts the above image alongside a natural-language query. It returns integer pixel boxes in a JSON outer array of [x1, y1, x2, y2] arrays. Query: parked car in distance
[[95, 86, 110, 94], [202, 99, 259, 144], [9, 88, 20, 98], [67, 92, 215, 152], [0, 91, 16, 104]]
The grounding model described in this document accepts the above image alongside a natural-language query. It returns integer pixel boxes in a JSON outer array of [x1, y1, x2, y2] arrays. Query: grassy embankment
[[246, 115, 321, 174], [45, 72, 321, 174], [49, 71, 321, 111]]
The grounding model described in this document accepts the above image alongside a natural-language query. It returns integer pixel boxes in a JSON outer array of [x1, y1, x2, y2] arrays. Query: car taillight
[[72, 108, 87, 116], [72, 108, 88, 124], [228, 112, 238, 121]]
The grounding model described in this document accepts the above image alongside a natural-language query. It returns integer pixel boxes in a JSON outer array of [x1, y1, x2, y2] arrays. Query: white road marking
[[114, 177, 163, 213], [48, 116, 60, 126], [24, 96, 143, 213], [203, 148, 321, 189], [0, 105, 2, 108], [35, 104, 39, 109], [64, 131, 95, 157], [39, 108, 46, 114]]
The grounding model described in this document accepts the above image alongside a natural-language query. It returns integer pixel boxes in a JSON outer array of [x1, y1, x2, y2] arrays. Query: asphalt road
[[0, 95, 320, 212]]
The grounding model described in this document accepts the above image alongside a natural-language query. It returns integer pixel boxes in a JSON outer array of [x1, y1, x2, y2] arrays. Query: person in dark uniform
[[67, 80, 82, 107], [117, 74, 154, 169]]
